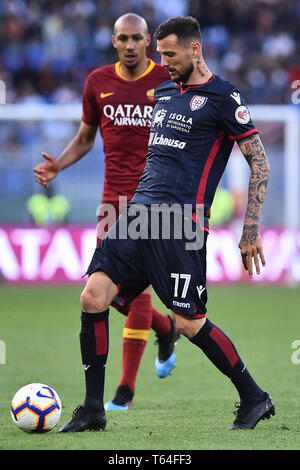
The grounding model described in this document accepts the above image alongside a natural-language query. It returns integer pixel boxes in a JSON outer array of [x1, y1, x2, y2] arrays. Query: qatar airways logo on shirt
[[148, 132, 186, 149], [103, 104, 153, 127]]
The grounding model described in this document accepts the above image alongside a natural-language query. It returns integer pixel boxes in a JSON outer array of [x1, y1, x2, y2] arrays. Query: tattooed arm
[[238, 133, 270, 278]]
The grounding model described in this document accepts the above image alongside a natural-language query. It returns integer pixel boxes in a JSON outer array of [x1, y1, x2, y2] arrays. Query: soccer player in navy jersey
[[34, 14, 177, 413], [59, 16, 274, 433]]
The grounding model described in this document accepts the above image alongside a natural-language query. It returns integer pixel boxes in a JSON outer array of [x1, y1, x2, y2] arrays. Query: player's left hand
[[238, 232, 265, 278], [33, 152, 60, 188]]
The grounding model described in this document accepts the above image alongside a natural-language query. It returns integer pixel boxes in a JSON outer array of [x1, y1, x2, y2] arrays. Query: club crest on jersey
[[190, 95, 207, 111], [152, 108, 167, 127], [146, 88, 155, 101], [235, 105, 250, 124]]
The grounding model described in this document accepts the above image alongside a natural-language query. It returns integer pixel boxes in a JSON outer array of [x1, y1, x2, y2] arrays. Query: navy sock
[[190, 318, 265, 401], [79, 310, 109, 411]]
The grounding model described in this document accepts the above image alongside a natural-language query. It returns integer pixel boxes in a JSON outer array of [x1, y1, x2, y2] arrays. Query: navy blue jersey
[[131, 74, 258, 214]]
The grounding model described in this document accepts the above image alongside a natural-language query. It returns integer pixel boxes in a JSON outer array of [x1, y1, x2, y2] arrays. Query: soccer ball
[[10, 383, 62, 433]]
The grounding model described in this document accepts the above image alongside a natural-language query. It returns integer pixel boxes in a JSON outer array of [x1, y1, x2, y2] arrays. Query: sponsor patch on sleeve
[[235, 105, 250, 124]]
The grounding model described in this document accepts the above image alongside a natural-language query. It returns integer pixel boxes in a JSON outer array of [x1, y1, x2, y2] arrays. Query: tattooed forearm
[[238, 134, 270, 244]]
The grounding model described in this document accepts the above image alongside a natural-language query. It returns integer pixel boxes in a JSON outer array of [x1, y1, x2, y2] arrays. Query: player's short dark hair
[[154, 16, 201, 46]]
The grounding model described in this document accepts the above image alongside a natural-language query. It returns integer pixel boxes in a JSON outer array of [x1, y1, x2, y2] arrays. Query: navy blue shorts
[[86, 208, 208, 318]]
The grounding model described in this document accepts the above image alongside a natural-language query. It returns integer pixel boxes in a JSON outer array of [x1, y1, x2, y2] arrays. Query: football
[[10, 383, 62, 433]]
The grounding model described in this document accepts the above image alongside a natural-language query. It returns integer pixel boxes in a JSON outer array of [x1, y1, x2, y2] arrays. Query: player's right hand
[[33, 152, 60, 188]]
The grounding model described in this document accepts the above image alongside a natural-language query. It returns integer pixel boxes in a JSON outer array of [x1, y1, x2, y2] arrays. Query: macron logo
[[196, 285, 206, 300], [230, 91, 241, 105], [173, 300, 191, 309]]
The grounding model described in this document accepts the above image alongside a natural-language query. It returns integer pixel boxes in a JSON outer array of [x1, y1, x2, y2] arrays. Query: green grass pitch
[[0, 284, 299, 451]]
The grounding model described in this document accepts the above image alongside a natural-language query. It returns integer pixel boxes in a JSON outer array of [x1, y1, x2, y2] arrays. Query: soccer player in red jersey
[[57, 16, 273, 434], [34, 13, 176, 410]]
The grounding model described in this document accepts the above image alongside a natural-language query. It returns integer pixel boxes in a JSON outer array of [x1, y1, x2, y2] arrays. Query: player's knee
[[172, 314, 206, 339], [80, 271, 118, 313], [80, 287, 109, 313]]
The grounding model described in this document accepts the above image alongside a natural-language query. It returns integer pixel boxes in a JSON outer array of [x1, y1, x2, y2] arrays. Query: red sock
[[151, 308, 171, 337], [119, 294, 153, 393]]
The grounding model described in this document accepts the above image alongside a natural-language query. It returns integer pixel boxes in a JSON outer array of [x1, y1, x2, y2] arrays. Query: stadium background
[[0, 0, 299, 285]]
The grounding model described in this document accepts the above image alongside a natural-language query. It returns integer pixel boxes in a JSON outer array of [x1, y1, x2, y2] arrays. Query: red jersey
[[82, 59, 169, 202]]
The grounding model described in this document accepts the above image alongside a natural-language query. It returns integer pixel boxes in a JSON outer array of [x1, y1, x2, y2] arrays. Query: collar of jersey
[[115, 59, 155, 81], [178, 74, 215, 94]]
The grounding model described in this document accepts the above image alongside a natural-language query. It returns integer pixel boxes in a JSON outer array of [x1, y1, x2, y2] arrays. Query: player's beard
[[172, 62, 194, 84], [124, 60, 139, 70]]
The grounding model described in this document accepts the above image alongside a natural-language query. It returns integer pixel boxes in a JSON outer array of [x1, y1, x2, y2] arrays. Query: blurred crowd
[[0, 0, 297, 226], [0, 0, 299, 105]]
